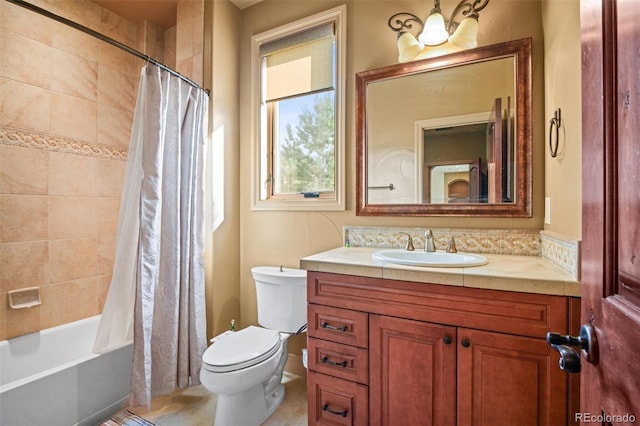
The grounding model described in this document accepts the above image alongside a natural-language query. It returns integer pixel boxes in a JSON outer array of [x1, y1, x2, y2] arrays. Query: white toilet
[[200, 266, 307, 426]]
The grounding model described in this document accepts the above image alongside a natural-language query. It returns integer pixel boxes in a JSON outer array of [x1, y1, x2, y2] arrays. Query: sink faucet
[[446, 236, 457, 253], [400, 232, 415, 251], [424, 229, 436, 252]]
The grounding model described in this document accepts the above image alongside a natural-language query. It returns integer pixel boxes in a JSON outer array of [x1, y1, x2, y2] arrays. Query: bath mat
[[101, 409, 156, 426]]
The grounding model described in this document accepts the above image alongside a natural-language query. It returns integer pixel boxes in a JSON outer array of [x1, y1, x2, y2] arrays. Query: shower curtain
[[94, 63, 208, 407]]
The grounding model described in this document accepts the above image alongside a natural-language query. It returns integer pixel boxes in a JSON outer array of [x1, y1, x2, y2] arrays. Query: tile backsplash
[[540, 230, 581, 281], [344, 225, 580, 281]]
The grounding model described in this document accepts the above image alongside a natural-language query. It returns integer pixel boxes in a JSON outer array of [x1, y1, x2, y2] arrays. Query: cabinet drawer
[[308, 337, 369, 384], [308, 304, 368, 348], [308, 371, 368, 426]]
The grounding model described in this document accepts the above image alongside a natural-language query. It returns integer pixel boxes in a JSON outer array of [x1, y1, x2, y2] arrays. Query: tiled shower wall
[[175, 0, 204, 84], [0, 0, 203, 341]]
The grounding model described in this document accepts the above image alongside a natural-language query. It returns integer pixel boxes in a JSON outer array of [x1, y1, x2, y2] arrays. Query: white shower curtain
[[94, 64, 208, 407]]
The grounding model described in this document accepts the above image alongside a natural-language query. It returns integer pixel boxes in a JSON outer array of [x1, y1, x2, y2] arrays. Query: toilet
[[200, 266, 307, 426]]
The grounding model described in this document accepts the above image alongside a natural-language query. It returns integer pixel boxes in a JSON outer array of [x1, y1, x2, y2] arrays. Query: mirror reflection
[[366, 56, 514, 205], [356, 38, 532, 217]]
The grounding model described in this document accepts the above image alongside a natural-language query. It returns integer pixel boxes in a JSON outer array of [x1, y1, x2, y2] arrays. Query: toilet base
[[266, 383, 286, 420], [214, 382, 285, 426]]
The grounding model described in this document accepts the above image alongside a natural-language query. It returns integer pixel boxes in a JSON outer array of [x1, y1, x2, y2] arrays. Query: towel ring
[[549, 108, 561, 158]]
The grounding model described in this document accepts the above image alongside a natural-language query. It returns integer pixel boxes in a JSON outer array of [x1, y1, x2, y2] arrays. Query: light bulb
[[418, 12, 449, 46]]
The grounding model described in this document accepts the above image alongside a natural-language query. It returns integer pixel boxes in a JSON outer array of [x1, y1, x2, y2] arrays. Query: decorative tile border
[[0, 125, 128, 160], [540, 231, 581, 281], [343, 226, 581, 279], [344, 226, 541, 256]]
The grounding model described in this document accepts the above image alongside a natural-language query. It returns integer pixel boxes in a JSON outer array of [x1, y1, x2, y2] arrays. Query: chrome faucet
[[424, 229, 436, 252]]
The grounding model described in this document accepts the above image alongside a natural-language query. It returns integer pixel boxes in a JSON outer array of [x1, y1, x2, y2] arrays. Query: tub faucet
[[424, 229, 436, 252]]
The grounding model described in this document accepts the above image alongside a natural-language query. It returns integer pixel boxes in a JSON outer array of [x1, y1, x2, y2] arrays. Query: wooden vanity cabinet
[[306, 271, 576, 426]]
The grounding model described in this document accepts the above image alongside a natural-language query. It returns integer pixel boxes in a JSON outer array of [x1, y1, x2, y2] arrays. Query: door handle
[[546, 324, 598, 373], [550, 344, 581, 373]]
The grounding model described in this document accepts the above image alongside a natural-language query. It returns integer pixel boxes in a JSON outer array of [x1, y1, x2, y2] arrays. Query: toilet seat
[[202, 326, 281, 373]]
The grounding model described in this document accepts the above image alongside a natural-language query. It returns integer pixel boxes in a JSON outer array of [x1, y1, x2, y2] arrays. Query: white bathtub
[[0, 315, 133, 426]]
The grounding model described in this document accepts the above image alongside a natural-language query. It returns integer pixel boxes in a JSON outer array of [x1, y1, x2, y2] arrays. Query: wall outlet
[[544, 197, 551, 224]]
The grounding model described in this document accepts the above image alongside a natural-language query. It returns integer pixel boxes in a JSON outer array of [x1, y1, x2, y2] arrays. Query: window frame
[[250, 5, 346, 211]]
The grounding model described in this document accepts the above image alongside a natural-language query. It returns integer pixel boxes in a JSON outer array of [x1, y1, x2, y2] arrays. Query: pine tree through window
[[272, 92, 335, 195]]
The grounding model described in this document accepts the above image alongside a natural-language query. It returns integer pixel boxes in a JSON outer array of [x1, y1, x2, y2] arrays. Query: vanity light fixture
[[388, 0, 490, 62]]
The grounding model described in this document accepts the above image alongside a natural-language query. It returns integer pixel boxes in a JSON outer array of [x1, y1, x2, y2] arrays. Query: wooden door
[[457, 328, 567, 426], [369, 315, 456, 425], [504, 96, 512, 201], [581, 0, 640, 421], [487, 97, 503, 203]]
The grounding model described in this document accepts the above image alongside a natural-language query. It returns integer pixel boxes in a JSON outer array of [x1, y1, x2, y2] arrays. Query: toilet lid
[[202, 326, 281, 373]]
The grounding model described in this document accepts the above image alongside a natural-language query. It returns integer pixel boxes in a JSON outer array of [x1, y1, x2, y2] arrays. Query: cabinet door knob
[[443, 335, 452, 344], [461, 338, 470, 348], [322, 404, 348, 417]]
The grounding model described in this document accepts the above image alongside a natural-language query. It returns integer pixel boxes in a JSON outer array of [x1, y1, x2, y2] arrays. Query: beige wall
[[204, 0, 242, 338], [235, 0, 561, 355], [542, 0, 582, 238]]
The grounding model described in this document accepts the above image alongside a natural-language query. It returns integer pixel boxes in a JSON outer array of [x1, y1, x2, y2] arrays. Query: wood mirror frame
[[356, 38, 532, 217]]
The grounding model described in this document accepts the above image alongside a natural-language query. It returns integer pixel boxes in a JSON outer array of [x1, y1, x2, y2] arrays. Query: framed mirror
[[356, 38, 532, 217]]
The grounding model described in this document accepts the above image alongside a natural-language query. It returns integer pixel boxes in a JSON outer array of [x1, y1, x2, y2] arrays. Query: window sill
[[252, 197, 345, 211]]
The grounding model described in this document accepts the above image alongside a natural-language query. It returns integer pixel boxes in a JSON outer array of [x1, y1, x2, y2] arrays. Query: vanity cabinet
[[306, 271, 577, 426]]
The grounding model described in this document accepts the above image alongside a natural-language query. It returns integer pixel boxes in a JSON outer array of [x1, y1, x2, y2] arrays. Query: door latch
[[546, 324, 598, 373]]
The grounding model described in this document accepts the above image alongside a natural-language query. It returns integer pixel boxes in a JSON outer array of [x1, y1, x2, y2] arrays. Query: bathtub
[[0, 315, 133, 426]]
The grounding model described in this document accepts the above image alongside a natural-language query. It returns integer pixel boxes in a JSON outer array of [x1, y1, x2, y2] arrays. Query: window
[[251, 6, 346, 210]]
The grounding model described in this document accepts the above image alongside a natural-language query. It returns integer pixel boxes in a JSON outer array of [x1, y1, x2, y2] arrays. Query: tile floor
[[125, 371, 308, 425]]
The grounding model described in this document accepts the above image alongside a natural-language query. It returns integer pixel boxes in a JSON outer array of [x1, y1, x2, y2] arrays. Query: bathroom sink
[[372, 249, 488, 268]]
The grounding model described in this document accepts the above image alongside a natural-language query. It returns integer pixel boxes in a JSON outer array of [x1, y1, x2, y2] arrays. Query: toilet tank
[[251, 266, 307, 333]]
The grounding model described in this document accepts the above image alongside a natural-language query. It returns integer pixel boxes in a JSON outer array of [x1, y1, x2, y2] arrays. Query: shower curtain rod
[[6, 0, 209, 95]]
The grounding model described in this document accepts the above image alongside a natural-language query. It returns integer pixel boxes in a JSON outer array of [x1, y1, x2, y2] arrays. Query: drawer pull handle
[[321, 321, 348, 332], [321, 356, 348, 367], [461, 338, 471, 348], [322, 404, 348, 417], [443, 335, 452, 344]]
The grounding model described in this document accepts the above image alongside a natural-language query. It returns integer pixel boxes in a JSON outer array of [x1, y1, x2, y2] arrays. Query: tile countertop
[[300, 246, 581, 297]]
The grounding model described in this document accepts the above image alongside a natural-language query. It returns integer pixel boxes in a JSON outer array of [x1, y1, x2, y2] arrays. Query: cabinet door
[[370, 314, 456, 426], [457, 328, 567, 426]]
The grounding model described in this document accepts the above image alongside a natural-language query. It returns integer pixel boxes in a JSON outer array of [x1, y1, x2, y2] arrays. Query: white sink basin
[[372, 249, 488, 268]]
